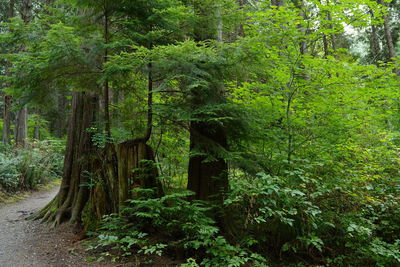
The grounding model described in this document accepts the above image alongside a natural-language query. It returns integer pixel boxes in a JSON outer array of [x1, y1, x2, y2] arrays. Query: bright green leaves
[[222, 0, 400, 174]]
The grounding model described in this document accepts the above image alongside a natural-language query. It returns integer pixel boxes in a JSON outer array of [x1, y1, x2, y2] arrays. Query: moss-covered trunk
[[88, 140, 163, 219], [35, 91, 98, 226], [34, 92, 162, 227]]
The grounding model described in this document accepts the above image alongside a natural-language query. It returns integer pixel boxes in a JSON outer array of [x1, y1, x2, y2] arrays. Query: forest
[[0, 0, 400, 266]]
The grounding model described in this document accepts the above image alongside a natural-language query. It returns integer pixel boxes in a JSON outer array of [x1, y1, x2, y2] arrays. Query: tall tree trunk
[[187, 122, 228, 203], [188, 3, 229, 205], [34, 92, 99, 226], [237, 0, 247, 37], [15, 106, 28, 147], [2, 0, 15, 145], [57, 89, 68, 137], [369, 9, 381, 65], [20, 0, 33, 22], [379, 0, 398, 74], [33, 112, 40, 140], [103, 7, 111, 137], [2, 96, 12, 145], [216, 9, 223, 42], [382, 10, 395, 60], [34, 0, 163, 229], [187, 3, 230, 214], [15, 0, 33, 147], [293, 0, 308, 55], [319, 0, 337, 58]]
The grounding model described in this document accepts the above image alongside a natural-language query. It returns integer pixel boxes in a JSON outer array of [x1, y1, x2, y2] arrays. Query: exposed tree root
[[31, 92, 163, 228]]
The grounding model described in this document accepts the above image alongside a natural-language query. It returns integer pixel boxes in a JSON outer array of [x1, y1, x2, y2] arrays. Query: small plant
[[87, 123, 114, 148]]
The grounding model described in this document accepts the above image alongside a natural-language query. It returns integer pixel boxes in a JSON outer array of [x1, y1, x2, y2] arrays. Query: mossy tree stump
[[34, 92, 162, 227]]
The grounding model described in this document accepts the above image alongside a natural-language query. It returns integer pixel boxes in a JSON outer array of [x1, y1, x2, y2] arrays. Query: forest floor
[[0, 185, 106, 267], [0, 185, 181, 267]]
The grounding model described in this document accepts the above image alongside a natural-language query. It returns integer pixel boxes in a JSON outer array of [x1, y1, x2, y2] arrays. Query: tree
[[379, 0, 398, 74], [14, 0, 33, 148], [186, 0, 240, 205], [1, 0, 15, 145], [32, 0, 191, 225], [2, 0, 400, 265]]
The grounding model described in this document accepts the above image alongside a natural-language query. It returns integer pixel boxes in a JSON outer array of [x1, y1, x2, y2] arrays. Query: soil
[[0, 186, 98, 267], [0, 186, 181, 267]]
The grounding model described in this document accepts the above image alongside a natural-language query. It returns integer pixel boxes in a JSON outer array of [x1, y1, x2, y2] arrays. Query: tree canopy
[[1, 0, 400, 265]]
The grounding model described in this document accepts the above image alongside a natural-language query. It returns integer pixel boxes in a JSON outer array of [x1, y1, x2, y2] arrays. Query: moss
[[82, 197, 101, 232]]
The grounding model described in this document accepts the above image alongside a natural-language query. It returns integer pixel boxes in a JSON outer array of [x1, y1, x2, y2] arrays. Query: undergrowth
[[86, 158, 400, 266], [0, 140, 64, 192], [85, 189, 267, 266]]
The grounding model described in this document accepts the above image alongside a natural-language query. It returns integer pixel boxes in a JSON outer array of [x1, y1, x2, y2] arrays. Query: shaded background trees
[[1, 0, 400, 265]]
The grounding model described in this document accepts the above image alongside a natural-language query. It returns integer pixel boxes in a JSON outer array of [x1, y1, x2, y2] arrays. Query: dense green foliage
[[86, 189, 267, 266], [1, 0, 400, 266], [0, 141, 63, 192]]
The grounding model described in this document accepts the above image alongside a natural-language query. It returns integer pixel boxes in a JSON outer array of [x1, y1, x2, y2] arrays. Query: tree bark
[[20, 0, 33, 22], [15, 0, 33, 147], [2, 0, 15, 145], [318, 0, 337, 58], [237, 0, 247, 37], [33, 92, 163, 226], [36, 92, 99, 226], [216, 9, 223, 42], [89, 139, 163, 219], [293, 0, 308, 55], [379, 0, 398, 74], [382, 11, 395, 60], [187, 1, 229, 206], [187, 121, 228, 203], [33, 1, 164, 227], [2, 96, 12, 145], [15, 105, 28, 147], [103, 6, 111, 137], [142, 63, 153, 143], [8, 0, 15, 19], [34, 113, 40, 140], [369, 9, 381, 64]]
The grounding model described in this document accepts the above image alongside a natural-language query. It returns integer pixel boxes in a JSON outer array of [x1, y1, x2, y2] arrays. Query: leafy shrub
[[225, 163, 400, 266], [0, 140, 64, 192], [0, 154, 21, 191], [87, 154, 400, 267], [88, 189, 268, 266], [226, 171, 327, 257]]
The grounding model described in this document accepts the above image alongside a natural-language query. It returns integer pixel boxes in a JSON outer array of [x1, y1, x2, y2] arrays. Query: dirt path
[[0, 186, 93, 267]]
